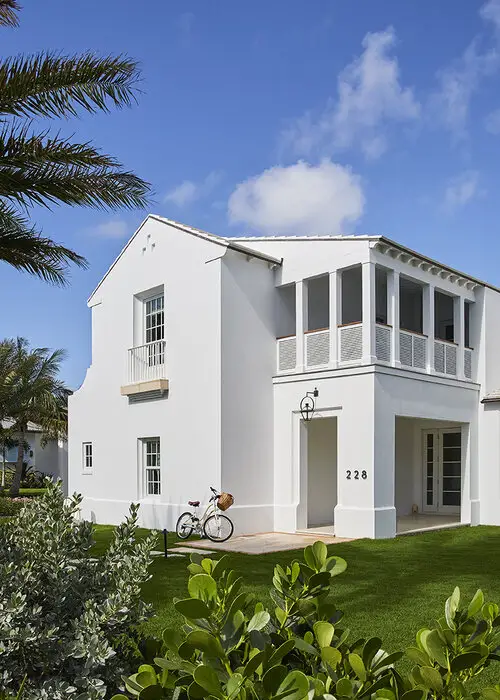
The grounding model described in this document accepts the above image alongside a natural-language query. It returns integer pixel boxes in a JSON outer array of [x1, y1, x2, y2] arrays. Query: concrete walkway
[[175, 531, 352, 555]]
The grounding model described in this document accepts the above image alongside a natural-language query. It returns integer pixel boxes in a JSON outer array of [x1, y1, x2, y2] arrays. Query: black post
[[163, 528, 168, 558]]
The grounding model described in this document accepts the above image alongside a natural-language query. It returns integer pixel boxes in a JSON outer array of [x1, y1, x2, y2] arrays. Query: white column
[[362, 262, 376, 364], [423, 284, 435, 374], [388, 270, 400, 367], [329, 271, 338, 368], [455, 295, 465, 378], [296, 280, 307, 371]]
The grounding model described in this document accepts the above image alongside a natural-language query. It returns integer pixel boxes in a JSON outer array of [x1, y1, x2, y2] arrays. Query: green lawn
[[93, 525, 500, 685]]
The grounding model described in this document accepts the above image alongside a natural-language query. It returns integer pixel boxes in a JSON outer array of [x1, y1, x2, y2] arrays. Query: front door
[[423, 429, 461, 514]]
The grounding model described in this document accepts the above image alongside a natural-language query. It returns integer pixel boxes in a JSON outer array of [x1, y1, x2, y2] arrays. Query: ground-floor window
[[141, 438, 161, 496]]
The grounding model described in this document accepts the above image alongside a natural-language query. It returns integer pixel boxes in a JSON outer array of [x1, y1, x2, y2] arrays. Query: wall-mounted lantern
[[300, 388, 319, 422]]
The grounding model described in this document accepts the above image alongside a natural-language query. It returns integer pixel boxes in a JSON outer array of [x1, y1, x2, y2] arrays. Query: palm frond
[[0, 203, 87, 285], [0, 122, 121, 168], [0, 52, 141, 118], [0, 0, 20, 27], [0, 158, 150, 210]]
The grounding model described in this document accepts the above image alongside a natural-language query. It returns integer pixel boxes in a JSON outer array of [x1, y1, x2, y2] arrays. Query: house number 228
[[346, 470, 367, 480]]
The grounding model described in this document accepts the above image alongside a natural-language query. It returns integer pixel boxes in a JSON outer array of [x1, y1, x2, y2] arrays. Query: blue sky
[[1, 0, 500, 387]]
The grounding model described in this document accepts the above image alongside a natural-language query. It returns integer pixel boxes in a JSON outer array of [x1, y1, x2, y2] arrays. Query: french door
[[423, 429, 462, 514]]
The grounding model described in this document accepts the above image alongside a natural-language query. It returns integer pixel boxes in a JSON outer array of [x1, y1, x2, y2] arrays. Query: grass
[[92, 525, 500, 686], [19, 487, 47, 496]]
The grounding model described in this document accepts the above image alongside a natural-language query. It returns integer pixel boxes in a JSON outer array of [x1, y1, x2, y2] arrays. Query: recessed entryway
[[306, 416, 338, 529]]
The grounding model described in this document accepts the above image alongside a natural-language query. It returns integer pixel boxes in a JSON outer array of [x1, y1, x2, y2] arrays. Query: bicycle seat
[[188, 500, 200, 507]]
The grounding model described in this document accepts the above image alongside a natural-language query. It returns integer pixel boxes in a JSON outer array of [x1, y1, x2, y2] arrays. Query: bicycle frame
[[188, 499, 220, 534]]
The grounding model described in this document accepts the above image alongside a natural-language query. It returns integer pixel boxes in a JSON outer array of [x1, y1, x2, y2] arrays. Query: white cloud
[[431, 40, 498, 139], [485, 107, 500, 133], [227, 160, 364, 235], [164, 171, 222, 208], [88, 219, 129, 239], [443, 171, 481, 213], [283, 27, 420, 160], [481, 0, 500, 31]]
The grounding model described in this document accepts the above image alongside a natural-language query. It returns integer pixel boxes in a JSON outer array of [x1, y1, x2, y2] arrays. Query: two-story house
[[68, 215, 500, 539]]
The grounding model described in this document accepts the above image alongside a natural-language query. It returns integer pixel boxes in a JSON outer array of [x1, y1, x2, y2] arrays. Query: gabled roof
[[1, 419, 43, 433], [88, 215, 283, 303]]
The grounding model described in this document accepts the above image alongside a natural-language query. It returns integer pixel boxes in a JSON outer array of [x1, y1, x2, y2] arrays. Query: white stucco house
[[1, 419, 68, 489], [68, 215, 500, 539]]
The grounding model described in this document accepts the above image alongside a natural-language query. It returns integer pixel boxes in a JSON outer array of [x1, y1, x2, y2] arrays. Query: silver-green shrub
[[0, 480, 155, 699]]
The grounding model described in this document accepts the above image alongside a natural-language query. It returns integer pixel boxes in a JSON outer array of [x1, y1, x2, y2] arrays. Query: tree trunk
[[9, 428, 24, 497]]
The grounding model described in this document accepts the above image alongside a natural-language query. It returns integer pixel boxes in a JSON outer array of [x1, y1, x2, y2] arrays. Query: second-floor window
[[145, 294, 164, 366], [145, 294, 164, 344]]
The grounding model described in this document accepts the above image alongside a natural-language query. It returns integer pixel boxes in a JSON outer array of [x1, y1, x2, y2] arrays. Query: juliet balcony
[[276, 263, 475, 381], [120, 340, 169, 399]]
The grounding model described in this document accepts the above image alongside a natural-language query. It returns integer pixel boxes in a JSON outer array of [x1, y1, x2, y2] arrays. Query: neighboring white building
[[1, 419, 68, 489], [68, 215, 500, 539]]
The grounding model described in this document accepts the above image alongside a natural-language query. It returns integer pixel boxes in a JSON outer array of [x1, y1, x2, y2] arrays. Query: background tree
[[0, 337, 69, 496], [0, 0, 150, 285]]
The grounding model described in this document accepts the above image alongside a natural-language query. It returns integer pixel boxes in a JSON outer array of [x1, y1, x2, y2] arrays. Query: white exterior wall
[[69, 219, 223, 529], [220, 251, 276, 533]]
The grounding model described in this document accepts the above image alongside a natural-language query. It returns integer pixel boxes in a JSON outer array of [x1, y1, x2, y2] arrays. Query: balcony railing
[[338, 323, 362, 363], [275, 325, 474, 381], [128, 341, 166, 383], [305, 329, 330, 368], [434, 339, 457, 376], [399, 329, 427, 370]]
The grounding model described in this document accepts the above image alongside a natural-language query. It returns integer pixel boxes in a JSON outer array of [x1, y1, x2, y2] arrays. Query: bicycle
[[175, 487, 234, 542]]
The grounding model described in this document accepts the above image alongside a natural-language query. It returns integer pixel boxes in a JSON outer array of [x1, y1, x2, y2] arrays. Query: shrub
[[0, 480, 156, 699], [120, 542, 500, 700]]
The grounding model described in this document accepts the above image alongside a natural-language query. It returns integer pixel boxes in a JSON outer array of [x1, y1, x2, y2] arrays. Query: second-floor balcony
[[276, 262, 475, 382], [121, 340, 168, 398]]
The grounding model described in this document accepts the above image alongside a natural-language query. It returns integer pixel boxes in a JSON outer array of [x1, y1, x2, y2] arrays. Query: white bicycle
[[175, 487, 234, 542]]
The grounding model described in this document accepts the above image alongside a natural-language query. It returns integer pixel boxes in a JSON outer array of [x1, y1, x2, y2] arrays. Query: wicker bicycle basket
[[217, 492, 234, 511]]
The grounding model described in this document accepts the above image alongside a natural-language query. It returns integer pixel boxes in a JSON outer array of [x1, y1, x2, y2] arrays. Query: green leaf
[[268, 639, 296, 667], [349, 653, 367, 681], [175, 598, 212, 620], [482, 689, 500, 700], [363, 637, 382, 667], [406, 647, 430, 666], [193, 666, 223, 698], [188, 573, 217, 602], [263, 665, 288, 694], [312, 540, 328, 568], [227, 673, 244, 697], [274, 669, 309, 700], [375, 690, 395, 700], [187, 681, 206, 699], [325, 556, 348, 578], [137, 669, 158, 688], [314, 621, 335, 648], [162, 628, 182, 653], [468, 589, 485, 617], [321, 646, 342, 668], [421, 629, 448, 668], [372, 651, 403, 671], [450, 652, 484, 672], [186, 630, 224, 658], [124, 675, 145, 694], [419, 666, 443, 691], [243, 650, 266, 677], [445, 587, 460, 630], [247, 610, 270, 632], [294, 636, 318, 655], [111, 696, 129, 700], [336, 678, 353, 697], [304, 545, 318, 571]]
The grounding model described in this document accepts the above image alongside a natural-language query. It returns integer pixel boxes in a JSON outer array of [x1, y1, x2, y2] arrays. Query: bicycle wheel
[[203, 514, 234, 542], [176, 512, 195, 540]]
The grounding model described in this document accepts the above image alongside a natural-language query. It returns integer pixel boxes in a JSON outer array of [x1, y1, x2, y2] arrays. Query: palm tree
[[0, 0, 150, 285], [0, 337, 69, 496]]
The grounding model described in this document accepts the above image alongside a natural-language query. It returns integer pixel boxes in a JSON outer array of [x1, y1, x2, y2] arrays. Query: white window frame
[[144, 294, 164, 345], [82, 442, 93, 474], [140, 437, 161, 498]]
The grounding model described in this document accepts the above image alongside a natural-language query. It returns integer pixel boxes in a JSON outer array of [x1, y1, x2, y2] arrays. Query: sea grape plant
[[119, 542, 500, 700]]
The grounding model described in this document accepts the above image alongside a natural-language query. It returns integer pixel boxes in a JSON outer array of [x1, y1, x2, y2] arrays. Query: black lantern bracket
[[300, 388, 319, 422]]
